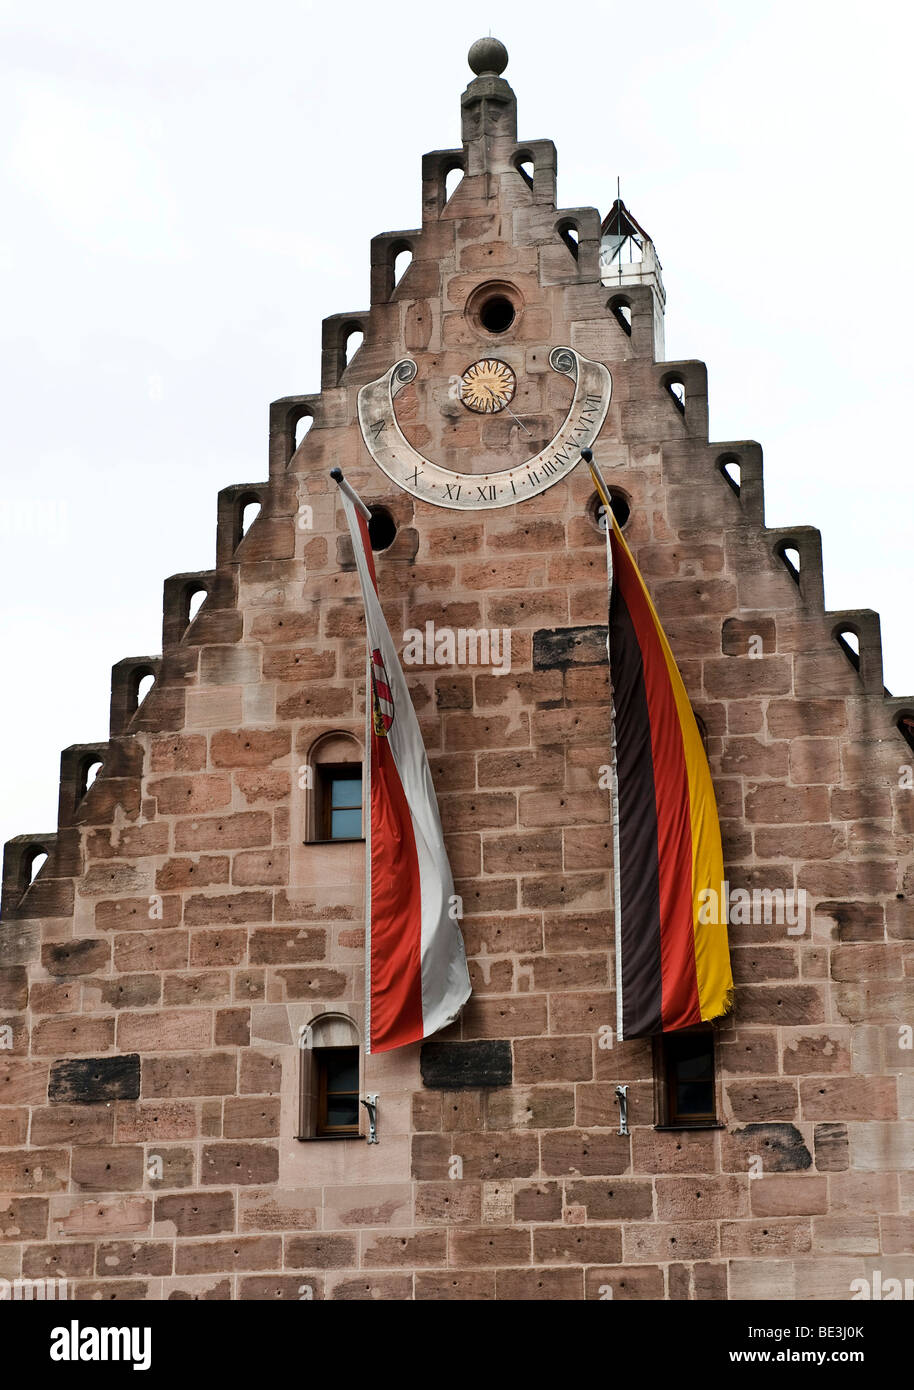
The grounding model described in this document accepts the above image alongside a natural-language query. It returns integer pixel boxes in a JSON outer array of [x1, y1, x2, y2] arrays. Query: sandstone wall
[[2, 65, 912, 1301]]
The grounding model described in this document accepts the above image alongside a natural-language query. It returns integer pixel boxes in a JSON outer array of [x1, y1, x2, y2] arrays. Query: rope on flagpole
[[330, 467, 373, 522]]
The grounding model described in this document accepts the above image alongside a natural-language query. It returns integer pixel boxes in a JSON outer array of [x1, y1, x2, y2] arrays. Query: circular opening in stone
[[479, 295, 516, 334], [368, 506, 397, 552], [588, 489, 631, 532], [609, 491, 631, 528]]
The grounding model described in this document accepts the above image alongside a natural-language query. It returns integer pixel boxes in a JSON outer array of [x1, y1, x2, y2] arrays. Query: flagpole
[[581, 449, 625, 1044], [330, 467, 373, 522]]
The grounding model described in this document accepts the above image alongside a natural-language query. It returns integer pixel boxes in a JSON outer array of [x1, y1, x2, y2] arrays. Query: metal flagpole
[[330, 467, 372, 521], [581, 449, 625, 1044]]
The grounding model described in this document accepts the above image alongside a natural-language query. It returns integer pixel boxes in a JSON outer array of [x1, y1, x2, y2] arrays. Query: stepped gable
[[1, 37, 911, 1302]]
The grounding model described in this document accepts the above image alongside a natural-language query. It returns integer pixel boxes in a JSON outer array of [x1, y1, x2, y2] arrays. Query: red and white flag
[[334, 472, 471, 1053]]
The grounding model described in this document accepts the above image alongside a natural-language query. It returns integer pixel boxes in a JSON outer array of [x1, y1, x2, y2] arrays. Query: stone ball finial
[[468, 36, 508, 77]]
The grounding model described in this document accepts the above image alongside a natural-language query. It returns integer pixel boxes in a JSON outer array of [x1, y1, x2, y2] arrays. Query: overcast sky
[[1, 0, 911, 850]]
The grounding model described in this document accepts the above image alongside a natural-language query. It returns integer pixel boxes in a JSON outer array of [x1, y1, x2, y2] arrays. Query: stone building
[[1, 38, 912, 1302]]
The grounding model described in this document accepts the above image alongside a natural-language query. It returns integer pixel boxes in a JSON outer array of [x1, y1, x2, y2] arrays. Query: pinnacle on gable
[[461, 36, 517, 158]]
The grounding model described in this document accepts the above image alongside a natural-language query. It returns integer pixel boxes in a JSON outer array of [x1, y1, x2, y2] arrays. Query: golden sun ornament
[[458, 358, 517, 414]]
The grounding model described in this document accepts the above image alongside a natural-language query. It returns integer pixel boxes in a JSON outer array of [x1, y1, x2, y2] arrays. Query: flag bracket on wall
[[615, 1084, 630, 1136], [360, 1094, 379, 1143]]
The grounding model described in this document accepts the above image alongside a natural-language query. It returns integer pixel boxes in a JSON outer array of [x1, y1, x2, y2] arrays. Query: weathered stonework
[[1, 41, 912, 1301]]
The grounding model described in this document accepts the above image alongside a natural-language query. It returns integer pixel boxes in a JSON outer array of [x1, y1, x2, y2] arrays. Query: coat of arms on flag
[[331, 467, 472, 1053], [370, 648, 394, 736]]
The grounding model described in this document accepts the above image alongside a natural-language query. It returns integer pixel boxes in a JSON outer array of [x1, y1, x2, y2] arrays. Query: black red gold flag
[[587, 454, 733, 1039]]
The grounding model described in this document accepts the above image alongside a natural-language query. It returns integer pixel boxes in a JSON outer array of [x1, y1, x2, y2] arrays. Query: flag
[[333, 471, 471, 1053], [587, 454, 733, 1040]]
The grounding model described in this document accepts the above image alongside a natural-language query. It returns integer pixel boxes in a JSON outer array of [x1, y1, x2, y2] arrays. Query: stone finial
[[468, 36, 508, 77], [461, 35, 516, 159]]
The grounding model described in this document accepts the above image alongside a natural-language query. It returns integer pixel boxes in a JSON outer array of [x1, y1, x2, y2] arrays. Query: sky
[[1, 0, 911, 850]]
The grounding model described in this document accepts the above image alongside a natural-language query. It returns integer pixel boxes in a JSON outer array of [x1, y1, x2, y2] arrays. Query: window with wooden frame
[[316, 765, 363, 841], [298, 1014, 363, 1141], [653, 1025, 720, 1128], [304, 732, 364, 844], [315, 1047, 360, 1137]]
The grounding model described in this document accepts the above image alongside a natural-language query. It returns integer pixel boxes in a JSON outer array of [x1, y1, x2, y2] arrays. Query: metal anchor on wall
[[614, 1084, 629, 1136], [361, 1094, 379, 1144]]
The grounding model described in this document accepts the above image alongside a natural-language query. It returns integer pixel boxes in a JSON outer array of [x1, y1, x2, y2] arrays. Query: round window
[[479, 295, 516, 333], [368, 506, 397, 552]]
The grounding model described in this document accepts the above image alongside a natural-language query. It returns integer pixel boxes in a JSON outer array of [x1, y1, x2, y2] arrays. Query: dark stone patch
[[722, 1122, 812, 1173], [49, 1054, 140, 1103], [420, 1040, 512, 1090], [42, 938, 109, 976], [533, 626, 606, 670], [814, 901, 885, 942]]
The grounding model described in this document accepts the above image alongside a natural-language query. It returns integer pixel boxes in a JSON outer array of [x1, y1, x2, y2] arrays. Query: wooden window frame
[[297, 1014, 364, 1142], [652, 1024, 722, 1130], [314, 763, 364, 843], [314, 1045, 361, 1139]]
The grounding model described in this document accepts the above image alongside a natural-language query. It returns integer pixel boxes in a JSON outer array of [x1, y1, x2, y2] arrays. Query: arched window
[[241, 500, 261, 537], [298, 1013, 362, 1140], [718, 454, 741, 495], [136, 671, 155, 705], [608, 295, 632, 337], [775, 540, 801, 585], [80, 757, 103, 801], [834, 625, 861, 671], [233, 490, 264, 550], [513, 151, 535, 189], [344, 326, 364, 366], [187, 587, 207, 623], [557, 219, 580, 260], [28, 849, 48, 883], [444, 163, 464, 203], [305, 732, 364, 843], [663, 373, 686, 414], [5, 839, 53, 908], [294, 413, 313, 451], [393, 245, 412, 287]]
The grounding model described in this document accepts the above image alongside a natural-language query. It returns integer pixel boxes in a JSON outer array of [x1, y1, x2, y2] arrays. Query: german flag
[[587, 455, 733, 1039]]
